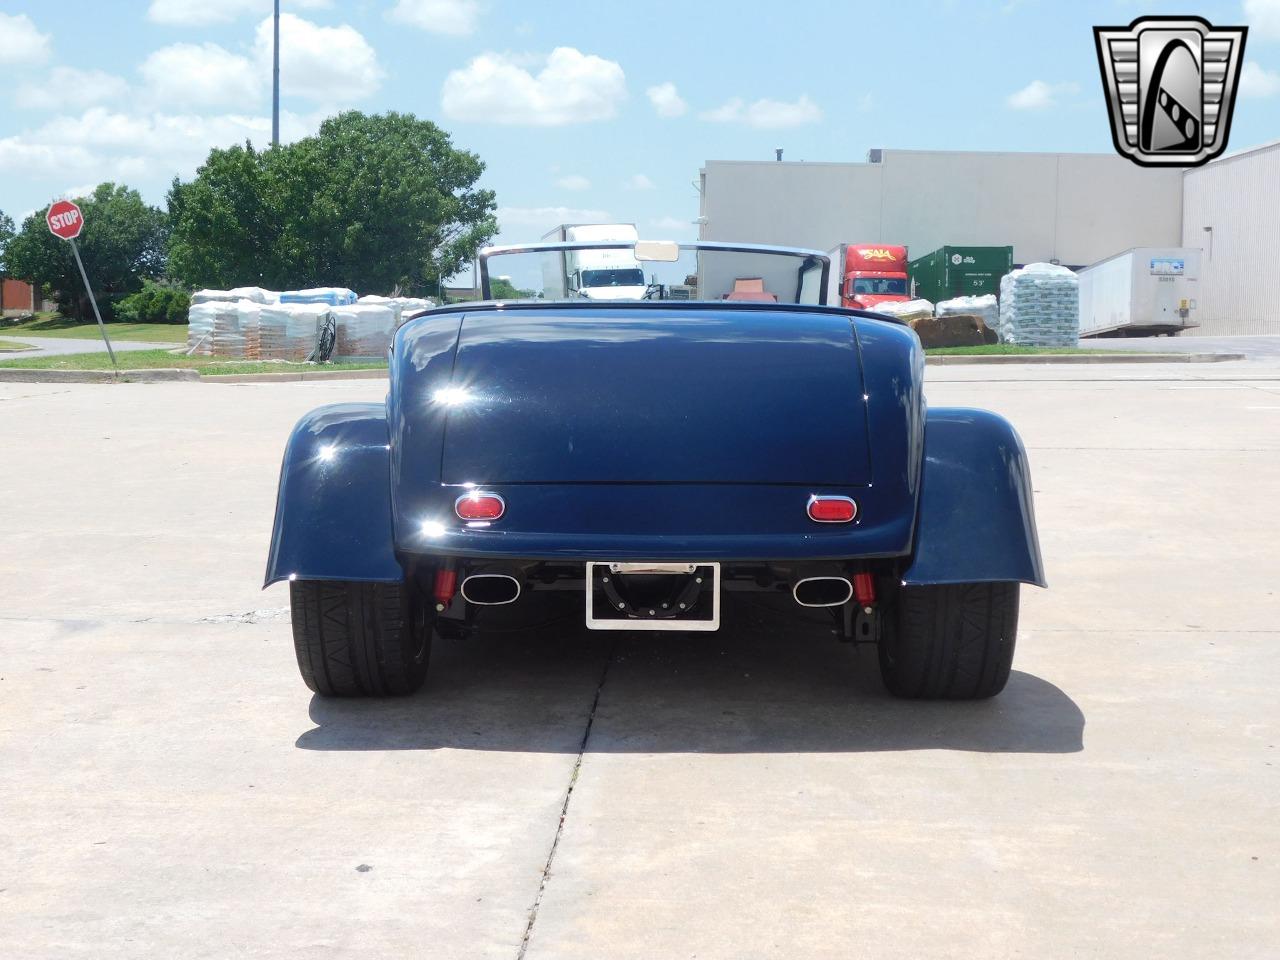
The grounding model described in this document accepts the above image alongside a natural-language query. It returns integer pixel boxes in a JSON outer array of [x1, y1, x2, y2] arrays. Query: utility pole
[[271, 0, 280, 146]]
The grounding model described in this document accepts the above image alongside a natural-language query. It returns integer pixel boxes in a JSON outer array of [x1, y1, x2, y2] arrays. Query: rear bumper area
[[394, 482, 915, 562]]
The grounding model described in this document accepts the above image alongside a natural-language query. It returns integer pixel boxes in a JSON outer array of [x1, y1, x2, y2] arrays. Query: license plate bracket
[[585, 561, 720, 631]]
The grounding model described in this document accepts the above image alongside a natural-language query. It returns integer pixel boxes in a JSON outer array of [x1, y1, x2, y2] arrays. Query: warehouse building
[[698, 142, 1280, 335]]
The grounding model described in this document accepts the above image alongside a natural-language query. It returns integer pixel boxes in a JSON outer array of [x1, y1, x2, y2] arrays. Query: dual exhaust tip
[[459, 572, 855, 609]]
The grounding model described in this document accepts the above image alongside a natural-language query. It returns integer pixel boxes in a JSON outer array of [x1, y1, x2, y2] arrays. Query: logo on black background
[[1094, 16, 1247, 168]]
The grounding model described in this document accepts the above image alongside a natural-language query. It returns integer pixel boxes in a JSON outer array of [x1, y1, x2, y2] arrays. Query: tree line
[[0, 111, 497, 322]]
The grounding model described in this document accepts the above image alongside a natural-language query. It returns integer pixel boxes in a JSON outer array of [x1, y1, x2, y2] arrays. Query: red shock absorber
[[852, 571, 876, 610], [433, 564, 458, 611]]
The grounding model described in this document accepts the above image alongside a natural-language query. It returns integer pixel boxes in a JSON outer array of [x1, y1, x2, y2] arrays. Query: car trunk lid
[[441, 308, 871, 485]]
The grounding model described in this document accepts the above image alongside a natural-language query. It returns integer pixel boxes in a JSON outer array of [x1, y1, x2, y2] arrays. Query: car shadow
[[296, 593, 1084, 755]]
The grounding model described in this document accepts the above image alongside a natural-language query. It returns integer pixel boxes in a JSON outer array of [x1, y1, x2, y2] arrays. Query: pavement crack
[[517, 637, 617, 960]]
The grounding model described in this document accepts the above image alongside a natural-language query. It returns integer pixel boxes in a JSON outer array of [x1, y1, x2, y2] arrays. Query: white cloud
[[60, 184, 100, 200], [0, 106, 318, 184], [442, 47, 626, 125], [701, 95, 823, 128], [147, 0, 330, 26], [1006, 79, 1079, 110], [649, 216, 690, 230], [497, 206, 610, 228], [624, 173, 654, 191], [556, 174, 591, 191], [1244, 0, 1280, 39], [387, 0, 482, 35], [13, 67, 130, 110], [0, 13, 51, 65], [253, 14, 383, 102], [140, 43, 261, 108], [1240, 60, 1280, 98], [646, 82, 687, 117]]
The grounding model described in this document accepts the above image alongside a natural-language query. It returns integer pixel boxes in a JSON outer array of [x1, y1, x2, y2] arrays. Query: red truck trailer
[[826, 244, 910, 310]]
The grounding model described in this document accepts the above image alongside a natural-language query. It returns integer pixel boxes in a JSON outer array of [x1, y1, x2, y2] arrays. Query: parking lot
[[2, 360, 1277, 959]]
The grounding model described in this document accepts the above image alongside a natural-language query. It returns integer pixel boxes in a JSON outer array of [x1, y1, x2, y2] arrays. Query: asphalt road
[[1, 335, 175, 357], [1, 361, 1277, 959]]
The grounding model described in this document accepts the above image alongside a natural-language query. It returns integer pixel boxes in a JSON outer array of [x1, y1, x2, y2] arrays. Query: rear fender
[[903, 408, 1046, 587], [263, 402, 403, 587]]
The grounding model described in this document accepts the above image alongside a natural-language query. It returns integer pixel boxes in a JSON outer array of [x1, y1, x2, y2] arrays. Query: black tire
[[878, 581, 1019, 700], [289, 579, 432, 697]]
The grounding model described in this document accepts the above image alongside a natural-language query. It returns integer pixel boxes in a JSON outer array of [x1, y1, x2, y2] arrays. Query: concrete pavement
[[1, 362, 1277, 958], [1078, 333, 1280, 361]]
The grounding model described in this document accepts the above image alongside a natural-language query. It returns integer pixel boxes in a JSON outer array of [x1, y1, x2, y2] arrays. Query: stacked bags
[[279, 287, 357, 306], [258, 303, 330, 361], [937, 294, 999, 331], [187, 300, 260, 357], [999, 264, 1079, 346], [872, 299, 935, 323], [332, 303, 396, 357]]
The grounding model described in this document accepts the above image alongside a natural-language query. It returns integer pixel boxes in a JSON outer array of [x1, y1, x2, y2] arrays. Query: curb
[[201, 368, 389, 383], [0, 367, 200, 383], [925, 352, 1245, 365]]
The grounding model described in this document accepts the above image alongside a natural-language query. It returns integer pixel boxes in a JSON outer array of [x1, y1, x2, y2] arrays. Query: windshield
[[581, 268, 645, 288], [482, 243, 829, 304], [852, 278, 908, 295]]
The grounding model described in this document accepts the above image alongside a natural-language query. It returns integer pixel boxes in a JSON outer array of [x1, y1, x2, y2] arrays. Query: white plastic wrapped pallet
[[999, 263, 1079, 346], [190, 286, 277, 305], [333, 303, 396, 357], [872, 299, 934, 322], [258, 302, 329, 360], [279, 287, 357, 306], [186, 302, 218, 355], [937, 294, 999, 330]]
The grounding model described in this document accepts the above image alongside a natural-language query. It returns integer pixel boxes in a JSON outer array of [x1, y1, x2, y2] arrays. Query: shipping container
[[1077, 247, 1201, 337], [908, 246, 1013, 303]]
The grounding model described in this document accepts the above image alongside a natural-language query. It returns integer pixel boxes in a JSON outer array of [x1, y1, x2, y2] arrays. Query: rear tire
[[289, 579, 432, 697], [879, 581, 1019, 700]]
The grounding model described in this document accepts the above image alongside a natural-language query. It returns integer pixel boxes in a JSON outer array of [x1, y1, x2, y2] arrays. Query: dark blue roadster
[[266, 240, 1044, 700]]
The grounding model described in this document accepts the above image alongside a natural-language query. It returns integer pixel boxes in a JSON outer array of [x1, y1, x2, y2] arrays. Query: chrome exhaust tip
[[460, 573, 522, 606], [792, 576, 854, 608]]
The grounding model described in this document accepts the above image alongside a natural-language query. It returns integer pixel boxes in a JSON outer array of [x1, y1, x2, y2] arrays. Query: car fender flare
[[902, 407, 1046, 587], [263, 402, 403, 588]]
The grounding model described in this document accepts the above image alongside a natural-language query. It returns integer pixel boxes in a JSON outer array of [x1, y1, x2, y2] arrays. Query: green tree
[[0, 210, 15, 275], [5, 185, 168, 320], [489, 277, 537, 299], [168, 111, 497, 294]]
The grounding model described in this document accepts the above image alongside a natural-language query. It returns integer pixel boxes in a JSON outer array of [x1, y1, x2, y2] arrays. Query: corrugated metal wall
[[1181, 141, 1280, 336]]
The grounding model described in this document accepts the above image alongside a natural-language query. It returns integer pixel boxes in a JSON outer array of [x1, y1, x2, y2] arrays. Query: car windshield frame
[[478, 240, 832, 305]]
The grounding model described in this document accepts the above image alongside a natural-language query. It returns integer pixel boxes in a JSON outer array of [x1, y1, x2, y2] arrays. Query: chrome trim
[[477, 240, 831, 304], [807, 494, 858, 523], [792, 576, 854, 608], [460, 573, 522, 606], [454, 491, 505, 521]]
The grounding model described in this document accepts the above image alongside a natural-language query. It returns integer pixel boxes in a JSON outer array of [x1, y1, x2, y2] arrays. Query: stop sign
[[47, 199, 84, 240]]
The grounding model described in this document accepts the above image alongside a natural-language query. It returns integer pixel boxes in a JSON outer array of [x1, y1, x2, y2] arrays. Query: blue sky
[[1, 0, 1277, 244]]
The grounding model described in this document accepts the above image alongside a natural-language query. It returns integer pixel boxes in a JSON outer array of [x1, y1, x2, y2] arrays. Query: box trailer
[[539, 223, 645, 300], [909, 246, 1013, 303], [1077, 247, 1201, 338]]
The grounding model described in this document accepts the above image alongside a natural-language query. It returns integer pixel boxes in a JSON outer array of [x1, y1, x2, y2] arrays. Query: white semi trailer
[[1078, 247, 1202, 337], [540, 223, 647, 300]]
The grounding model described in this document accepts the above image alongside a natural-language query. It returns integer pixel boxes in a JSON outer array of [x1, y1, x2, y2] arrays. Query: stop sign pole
[[46, 199, 117, 370]]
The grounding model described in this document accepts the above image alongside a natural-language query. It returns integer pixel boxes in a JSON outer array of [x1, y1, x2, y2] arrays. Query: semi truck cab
[[828, 244, 911, 310]]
